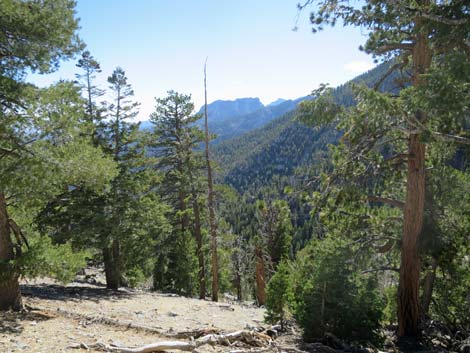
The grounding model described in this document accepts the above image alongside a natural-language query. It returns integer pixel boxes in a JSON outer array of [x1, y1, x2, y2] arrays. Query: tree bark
[[398, 134, 425, 337], [0, 192, 22, 310], [103, 242, 121, 290], [190, 183, 206, 299], [255, 246, 266, 306], [397, 10, 431, 336], [235, 269, 242, 301], [178, 190, 188, 233], [203, 60, 219, 302]]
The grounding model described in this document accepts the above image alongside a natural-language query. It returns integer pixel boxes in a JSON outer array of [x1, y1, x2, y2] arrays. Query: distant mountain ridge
[[140, 96, 308, 144], [267, 98, 287, 107], [212, 61, 399, 192], [194, 96, 309, 143], [196, 97, 263, 123], [140, 61, 397, 154]]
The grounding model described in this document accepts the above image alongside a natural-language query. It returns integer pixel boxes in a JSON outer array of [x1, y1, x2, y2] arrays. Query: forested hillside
[[213, 61, 397, 193]]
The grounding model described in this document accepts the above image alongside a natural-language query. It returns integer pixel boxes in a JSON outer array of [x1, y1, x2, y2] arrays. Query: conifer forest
[[0, 1, 469, 352]]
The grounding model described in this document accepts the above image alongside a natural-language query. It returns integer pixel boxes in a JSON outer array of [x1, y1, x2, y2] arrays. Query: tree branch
[[9, 219, 29, 249], [367, 196, 404, 209], [392, 125, 422, 135], [384, 153, 410, 163], [362, 266, 399, 274], [433, 132, 470, 145], [374, 61, 408, 91], [374, 43, 413, 54], [421, 12, 469, 26]]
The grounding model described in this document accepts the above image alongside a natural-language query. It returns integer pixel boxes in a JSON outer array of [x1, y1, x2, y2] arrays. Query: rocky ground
[[1, 270, 458, 353], [0, 271, 305, 353]]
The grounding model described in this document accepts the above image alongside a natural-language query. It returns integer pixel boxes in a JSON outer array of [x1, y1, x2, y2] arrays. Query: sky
[[30, 0, 374, 121]]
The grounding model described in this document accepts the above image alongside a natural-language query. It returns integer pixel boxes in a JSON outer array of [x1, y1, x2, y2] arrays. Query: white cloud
[[343, 60, 374, 74]]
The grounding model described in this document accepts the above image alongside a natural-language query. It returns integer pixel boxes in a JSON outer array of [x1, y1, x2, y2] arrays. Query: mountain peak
[[198, 97, 264, 119], [267, 98, 287, 107]]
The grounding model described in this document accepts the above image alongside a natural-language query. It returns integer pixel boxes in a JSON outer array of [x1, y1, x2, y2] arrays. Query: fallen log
[[197, 329, 272, 347], [86, 341, 195, 353], [170, 326, 222, 339], [69, 329, 272, 352]]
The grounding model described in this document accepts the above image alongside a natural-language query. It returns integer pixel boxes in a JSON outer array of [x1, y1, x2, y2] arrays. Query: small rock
[[168, 311, 178, 317], [245, 323, 257, 330], [16, 342, 28, 350], [111, 340, 124, 347]]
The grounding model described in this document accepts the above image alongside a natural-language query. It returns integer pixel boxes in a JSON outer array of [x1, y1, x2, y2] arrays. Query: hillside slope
[[213, 61, 398, 192]]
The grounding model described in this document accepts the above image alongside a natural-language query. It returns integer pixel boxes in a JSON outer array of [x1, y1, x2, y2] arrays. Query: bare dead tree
[[204, 59, 219, 302]]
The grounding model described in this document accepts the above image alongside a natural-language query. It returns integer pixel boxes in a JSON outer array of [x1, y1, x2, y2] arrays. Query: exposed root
[[68, 329, 273, 352]]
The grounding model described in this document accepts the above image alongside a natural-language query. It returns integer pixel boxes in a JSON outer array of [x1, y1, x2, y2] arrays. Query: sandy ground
[[0, 274, 303, 353]]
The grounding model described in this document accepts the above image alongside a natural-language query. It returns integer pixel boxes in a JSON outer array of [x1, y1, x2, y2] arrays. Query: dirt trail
[[0, 277, 302, 353]]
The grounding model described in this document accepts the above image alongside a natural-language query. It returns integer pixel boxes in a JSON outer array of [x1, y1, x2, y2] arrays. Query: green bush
[[291, 237, 384, 343], [383, 285, 398, 325], [265, 259, 292, 329], [155, 230, 198, 296], [431, 250, 470, 332], [21, 235, 89, 283]]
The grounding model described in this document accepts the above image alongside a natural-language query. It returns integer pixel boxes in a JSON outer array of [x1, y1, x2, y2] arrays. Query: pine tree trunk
[[255, 246, 266, 306], [398, 134, 425, 337], [153, 254, 166, 290], [235, 270, 242, 301], [398, 14, 431, 336], [103, 242, 120, 290], [113, 238, 122, 286], [203, 61, 219, 302], [179, 190, 188, 233], [190, 184, 206, 299], [0, 193, 22, 311]]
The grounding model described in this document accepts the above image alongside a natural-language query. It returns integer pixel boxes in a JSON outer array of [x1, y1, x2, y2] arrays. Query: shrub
[[21, 235, 89, 283], [265, 259, 292, 329], [383, 285, 398, 325], [290, 237, 384, 343]]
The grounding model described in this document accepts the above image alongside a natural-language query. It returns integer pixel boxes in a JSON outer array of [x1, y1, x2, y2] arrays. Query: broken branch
[[367, 196, 405, 209]]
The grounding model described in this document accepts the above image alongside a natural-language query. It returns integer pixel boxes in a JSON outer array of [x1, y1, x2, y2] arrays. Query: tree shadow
[[0, 310, 54, 335], [21, 283, 134, 303]]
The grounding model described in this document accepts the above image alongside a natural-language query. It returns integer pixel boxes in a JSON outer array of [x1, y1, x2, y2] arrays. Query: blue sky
[[30, 0, 374, 121]]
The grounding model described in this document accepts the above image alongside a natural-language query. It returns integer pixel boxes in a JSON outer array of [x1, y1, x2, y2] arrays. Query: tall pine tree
[[150, 91, 205, 296], [299, 0, 470, 337]]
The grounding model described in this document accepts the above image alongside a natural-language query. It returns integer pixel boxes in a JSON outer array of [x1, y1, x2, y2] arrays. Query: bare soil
[[0, 272, 303, 353]]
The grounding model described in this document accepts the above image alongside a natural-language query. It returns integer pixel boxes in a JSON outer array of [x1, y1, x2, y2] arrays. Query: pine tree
[[203, 61, 219, 301], [75, 50, 104, 143], [0, 0, 116, 310], [101, 67, 141, 289], [254, 199, 292, 305], [298, 0, 470, 337], [150, 91, 205, 296], [0, 81, 116, 309], [265, 259, 291, 329]]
